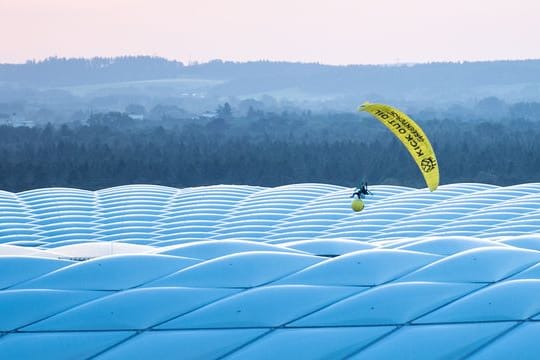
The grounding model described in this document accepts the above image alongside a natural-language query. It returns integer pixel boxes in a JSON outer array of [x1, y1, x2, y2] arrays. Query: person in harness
[[351, 181, 372, 199]]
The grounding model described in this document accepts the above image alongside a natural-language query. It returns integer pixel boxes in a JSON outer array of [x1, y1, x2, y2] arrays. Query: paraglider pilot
[[351, 182, 372, 199]]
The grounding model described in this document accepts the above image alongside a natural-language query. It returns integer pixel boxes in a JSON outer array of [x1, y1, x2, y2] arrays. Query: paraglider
[[351, 181, 372, 199], [350, 181, 372, 212], [351, 102, 439, 212]]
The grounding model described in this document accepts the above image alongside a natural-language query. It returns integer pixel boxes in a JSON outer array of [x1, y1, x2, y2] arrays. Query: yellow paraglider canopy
[[359, 102, 439, 191]]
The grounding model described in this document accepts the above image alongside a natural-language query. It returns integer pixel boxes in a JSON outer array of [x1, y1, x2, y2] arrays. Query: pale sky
[[1, 0, 539, 65]]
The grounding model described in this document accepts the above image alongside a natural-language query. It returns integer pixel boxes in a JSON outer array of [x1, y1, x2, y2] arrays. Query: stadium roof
[[2, 183, 540, 358]]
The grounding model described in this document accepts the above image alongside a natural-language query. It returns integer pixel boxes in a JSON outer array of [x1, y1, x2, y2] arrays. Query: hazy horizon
[[1, 0, 539, 65], [3, 54, 540, 67]]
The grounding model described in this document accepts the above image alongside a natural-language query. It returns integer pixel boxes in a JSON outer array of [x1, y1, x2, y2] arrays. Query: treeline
[[0, 56, 184, 86], [0, 113, 539, 192], [2, 56, 540, 94]]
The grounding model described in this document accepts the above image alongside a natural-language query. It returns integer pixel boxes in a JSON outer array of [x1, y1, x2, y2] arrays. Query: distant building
[[127, 113, 144, 121], [200, 111, 217, 118], [13, 120, 36, 128], [0, 113, 34, 127]]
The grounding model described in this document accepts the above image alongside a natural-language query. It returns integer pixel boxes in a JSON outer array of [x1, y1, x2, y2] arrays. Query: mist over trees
[[1, 56, 540, 127], [0, 110, 539, 192]]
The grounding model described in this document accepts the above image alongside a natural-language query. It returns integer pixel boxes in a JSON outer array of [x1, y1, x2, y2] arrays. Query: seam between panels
[[154, 189, 186, 245], [459, 307, 540, 359], [286, 192, 337, 218], [86, 331, 141, 360], [370, 257, 444, 284], [145, 270, 340, 331], [18, 260, 340, 340], [340, 321, 526, 358], [129, 264, 205, 289], [210, 287, 374, 359], [345, 260, 540, 359], [145, 283, 367, 331], [409, 282, 493, 323], [342, 326, 402, 359], [12, 321, 536, 333], [10, 249, 204, 290], [467, 302, 540, 356], [386, 250, 540, 292], [498, 258, 540, 280], [457, 321, 524, 360], [406, 278, 499, 325], [255, 257, 329, 287], [215, 329, 275, 360], [336, 283, 492, 359], [146, 288, 251, 331], [140, 274, 334, 331], [98, 284, 366, 357], [138, 252, 327, 291], [381, 256, 540, 322], [210, 254, 450, 336], [164, 188, 183, 217], [7, 262, 89, 291], [3, 269, 72, 290], [6, 290, 114, 333], [0, 259, 216, 334], [279, 285, 371, 328], [132, 248, 327, 289], [14, 192, 39, 234], [266, 248, 442, 288]]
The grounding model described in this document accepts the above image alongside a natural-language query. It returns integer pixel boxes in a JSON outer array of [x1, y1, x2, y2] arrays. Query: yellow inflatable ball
[[351, 198, 364, 212]]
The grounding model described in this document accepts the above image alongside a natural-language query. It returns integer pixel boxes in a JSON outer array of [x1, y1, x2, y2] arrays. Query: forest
[[0, 110, 538, 192]]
